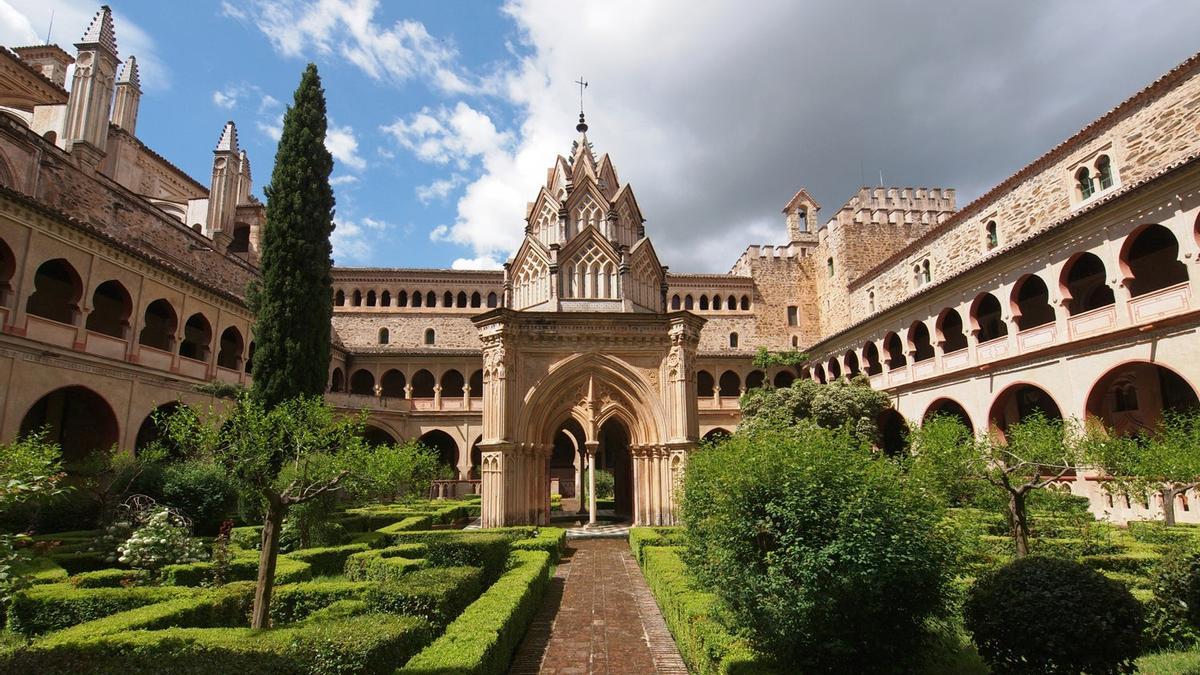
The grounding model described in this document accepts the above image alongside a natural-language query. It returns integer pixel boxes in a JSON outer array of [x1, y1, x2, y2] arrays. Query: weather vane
[[574, 77, 589, 132]]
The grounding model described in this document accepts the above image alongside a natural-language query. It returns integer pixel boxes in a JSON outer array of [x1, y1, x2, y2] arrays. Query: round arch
[[20, 386, 119, 464], [86, 280, 133, 338], [380, 369, 406, 398], [350, 369, 375, 395], [702, 427, 731, 443], [1120, 223, 1189, 297], [877, 408, 909, 457], [26, 258, 83, 325], [134, 401, 189, 457], [936, 307, 968, 353], [418, 429, 459, 474], [988, 382, 1063, 434], [411, 369, 436, 398], [1084, 361, 1199, 436], [362, 425, 398, 447], [1011, 274, 1054, 331], [1060, 252, 1115, 315], [971, 292, 1007, 342], [773, 370, 795, 388], [923, 398, 974, 434]]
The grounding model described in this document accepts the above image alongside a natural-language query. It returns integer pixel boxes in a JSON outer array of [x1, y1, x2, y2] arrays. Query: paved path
[[509, 538, 688, 674]]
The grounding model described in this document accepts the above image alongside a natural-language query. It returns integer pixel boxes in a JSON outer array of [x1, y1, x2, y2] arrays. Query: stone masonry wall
[[332, 313, 483, 350]]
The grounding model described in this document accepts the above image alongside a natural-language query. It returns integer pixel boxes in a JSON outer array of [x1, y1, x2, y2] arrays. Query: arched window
[[179, 313, 213, 361], [350, 369, 374, 395], [728, 295, 737, 311], [884, 332, 907, 368], [427, 291, 437, 307], [424, 328, 435, 345], [352, 290, 362, 306], [444, 291, 454, 307], [684, 295, 694, 310], [938, 308, 968, 353], [773, 370, 795, 387], [697, 370, 715, 397], [412, 291, 423, 308], [26, 259, 82, 325], [139, 299, 177, 351], [671, 294, 681, 310], [216, 326, 244, 370], [909, 322, 934, 362], [470, 292, 481, 308], [469, 369, 483, 395], [397, 290, 408, 307], [380, 369, 406, 397], [330, 368, 344, 392], [985, 221, 999, 250], [746, 370, 765, 389], [442, 369, 465, 397], [378, 327, 389, 344], [1076, 166, 1095, 200], [334, 290, 345, 306], [1013, 275, 1054, 330], [486, 292, 498, 308], [1123, 224, 1188, 297], [366, 290, 377, 306], [827, 358, 842, 380], [1062, 252, 1115, 315], [86, 280, 132, 338], [740, 295, 750, 310], [813, 365, 827, 384], [729, 332, 739, 348], [972, 293, 1007, 342], [411, 369, 436, 398], [457, 291, 468, 308], [1097, 155, 1114, 190], [381, 290, 391, 307], [699, 295, 709, 310], [844, 350, 860, 376], [922, 259, 931, 284], [863, 341, 882, 375], [868, 291, 876, 313], [791, 335, 799, 347], [713, 295, 722, 311], [718, 370, 741, 397]]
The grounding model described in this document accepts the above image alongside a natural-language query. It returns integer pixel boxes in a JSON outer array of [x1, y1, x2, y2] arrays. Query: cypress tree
[[252, 64, 335, 409]]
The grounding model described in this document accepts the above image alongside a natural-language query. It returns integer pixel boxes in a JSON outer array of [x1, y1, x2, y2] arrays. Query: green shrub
[[422, 534, 509, 583], [1081, 549, 1162, 575], [69, 569, 148, 588], [377, 515, 434, 535], [299, 598, 369, 624], [344, 546, 427, 583], [159, 552, 311, 587], [8, 584, 193, 636], [399, 550, 551, 675], [681, 426, 956, 671], [964, 556, 1144, 675], [157, 461, 239, 536], [628, 527, 685, 566], [346, 531, 390, 548], [269, 580, 371, 624], [285, 543, 369, 577], [1129, 521, 1199, 546], [229, 526, 262, 550], [2, 613, 433, 675], [510, 528, 566, 563], [365, 566, 484, 627], [1144, 545, 1200, 650], [40, 583, 255, 644], [11, 557, 68, 585], [637, 544, 776, 675]]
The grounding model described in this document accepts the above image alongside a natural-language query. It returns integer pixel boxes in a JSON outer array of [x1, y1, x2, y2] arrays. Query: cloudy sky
[[3, 1, 1199, 271]]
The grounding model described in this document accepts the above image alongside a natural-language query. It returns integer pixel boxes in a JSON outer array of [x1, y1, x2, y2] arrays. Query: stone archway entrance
[[598, 418, 634, 517]]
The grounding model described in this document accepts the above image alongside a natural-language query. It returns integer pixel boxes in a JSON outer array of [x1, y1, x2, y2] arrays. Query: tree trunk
[[1008, 490, 1030, 557], [250, 493, 285, 629], [1162, 487, 1178, 527]]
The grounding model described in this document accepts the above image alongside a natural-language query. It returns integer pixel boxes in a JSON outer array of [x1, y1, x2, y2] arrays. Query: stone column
[[585, 441, 599, 527], [573, 446, 583, 511]]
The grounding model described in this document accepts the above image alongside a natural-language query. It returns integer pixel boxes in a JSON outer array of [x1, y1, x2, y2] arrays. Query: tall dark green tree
[[252, 64, 335, 410]]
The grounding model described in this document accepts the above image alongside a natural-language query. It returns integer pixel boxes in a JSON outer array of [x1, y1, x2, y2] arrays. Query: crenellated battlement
[[828, 186, 957, 230]]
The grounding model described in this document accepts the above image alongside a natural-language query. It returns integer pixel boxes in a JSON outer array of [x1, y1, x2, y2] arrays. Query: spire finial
[[574, 76, 588, 133], [78, 5, 117, 57]]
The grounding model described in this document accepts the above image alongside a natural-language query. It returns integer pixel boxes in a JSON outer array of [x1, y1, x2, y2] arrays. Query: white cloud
[[451, 255, 503, 270], [415, 174, 465, 204], [212, 87, 240, 109], [326, 123, 367, 171], [257, 112, 283, 141], [330, 174, 359, 186], [2, 0, 170, 90], [331, 215, 396, 264], [226, 0, 490, 94], [381, 103, 512, 170], [220, 1, 248, 21]]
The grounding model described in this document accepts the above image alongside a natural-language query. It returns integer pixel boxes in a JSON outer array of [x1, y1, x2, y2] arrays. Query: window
[[378, 328, 389, 345], [791, 335, 798, 347], [1076, 167, 1095, 200], [787, 306, 798, 327], [1097, 155, 1114, 190], [921, 259, 931, 284], [826, 257, 834, 277], [796, 208, 807, 232], [729, 332, 739, 348], [424, 328, 435, 345], [986, 221, 999, 250]]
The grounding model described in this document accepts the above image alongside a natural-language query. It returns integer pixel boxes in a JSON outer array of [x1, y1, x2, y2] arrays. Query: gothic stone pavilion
[[4, 7, 1200, 528]]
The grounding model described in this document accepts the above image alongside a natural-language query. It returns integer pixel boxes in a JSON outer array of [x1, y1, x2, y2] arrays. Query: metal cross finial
[[575, 76, 588, 113]]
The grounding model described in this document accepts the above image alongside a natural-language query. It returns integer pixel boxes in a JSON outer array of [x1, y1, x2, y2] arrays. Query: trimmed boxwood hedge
[[13, 556, 69, 585], [8, 584, 195, 636], [633, 538, 777, 675], [159, 553, 312, 587], [2, 613, 434, 675], [344, 545, 427, 583], [365, 566, 484, 628], [628, 527, 685, 566], [69, 569, 148, 588], [269, 580, 371, 625], [379, 532, 510, 583], [510, 528, 566, 563], [377, 515, 435, 535], [285, 543, 370, 577], [399, 549, 551, 674]]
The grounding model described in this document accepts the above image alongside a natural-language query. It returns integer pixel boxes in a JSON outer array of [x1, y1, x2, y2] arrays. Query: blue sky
[[4, 1, 1200, 272]]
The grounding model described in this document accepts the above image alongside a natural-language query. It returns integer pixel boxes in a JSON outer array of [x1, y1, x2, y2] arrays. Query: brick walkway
[[510, 538, 688, 674]]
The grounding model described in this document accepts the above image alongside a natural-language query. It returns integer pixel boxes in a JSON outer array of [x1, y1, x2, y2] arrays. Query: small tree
[[908, 413, 1085, 556], [345, 441, 441, 504], [161, 395, 367, 628], [0, 431, 68, 607], [1087, 410, 1200, 526], [739, 375, 891, 444]]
